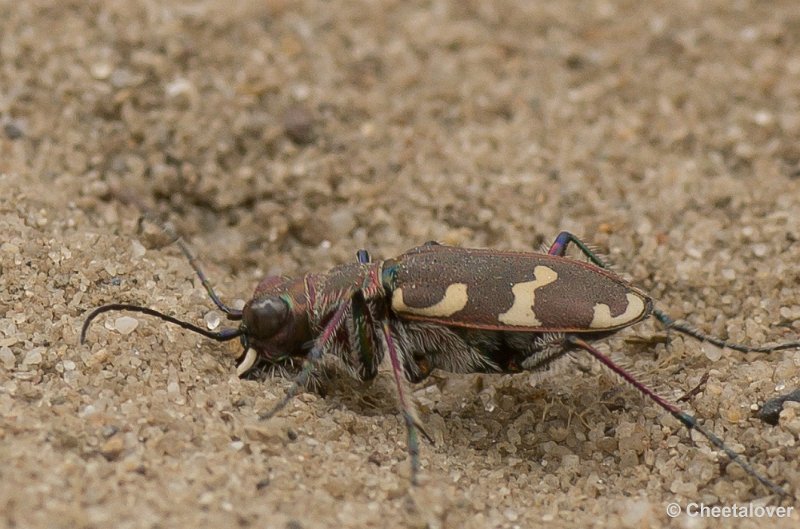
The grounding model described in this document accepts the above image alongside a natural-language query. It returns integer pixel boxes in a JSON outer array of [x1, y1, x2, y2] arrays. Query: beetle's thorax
[[241, 261, 386, 360], [305, 261, 385, 330]]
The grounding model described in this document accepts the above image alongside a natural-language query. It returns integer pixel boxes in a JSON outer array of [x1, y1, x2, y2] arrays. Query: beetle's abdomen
[[384, 245, 652, 332]]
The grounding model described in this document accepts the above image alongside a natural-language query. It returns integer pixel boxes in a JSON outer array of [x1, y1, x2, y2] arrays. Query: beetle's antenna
[[109, 188, 242, 321], [654, 309, 800, 353], [567, 335, 788, 498], [80, 303, 244, 344], [137, 214, 243, 320]]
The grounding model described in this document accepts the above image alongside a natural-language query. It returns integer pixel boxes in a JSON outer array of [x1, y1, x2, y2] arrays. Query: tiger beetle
[[81, 227, 799, 497]]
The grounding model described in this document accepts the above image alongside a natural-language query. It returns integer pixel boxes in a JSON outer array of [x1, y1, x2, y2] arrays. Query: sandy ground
[[2, 1, 800, 528]]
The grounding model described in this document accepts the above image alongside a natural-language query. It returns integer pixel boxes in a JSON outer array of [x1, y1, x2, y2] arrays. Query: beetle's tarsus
[[654, 308, 800, 354]]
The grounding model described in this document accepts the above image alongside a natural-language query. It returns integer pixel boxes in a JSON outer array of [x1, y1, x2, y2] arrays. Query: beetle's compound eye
[[244, 297, 289, 339]]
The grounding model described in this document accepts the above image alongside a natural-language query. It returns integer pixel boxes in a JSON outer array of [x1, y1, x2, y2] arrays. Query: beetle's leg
[[349, 290, 382, 380], [653, 310, 800, 353], [337, 282, 437, 481], [345, 259, 388, 379], [378, 318, 433, 485], [356, 271, 436, 481], [566, 334, 788, 497], [259, 301, 352, 420], [547, 231, 609, 268]]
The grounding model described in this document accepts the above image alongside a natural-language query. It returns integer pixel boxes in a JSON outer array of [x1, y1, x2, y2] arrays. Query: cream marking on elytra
[[497, 265, 558, 326], [589, 293, 646, 329], [392, 283, 469, 317]]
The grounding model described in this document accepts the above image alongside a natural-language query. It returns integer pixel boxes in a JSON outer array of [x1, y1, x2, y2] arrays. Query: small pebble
[[204, 311, 221, 330], [752, 243, 768, 257], [703, 342, 723, 362], [0, 346, 15, 368], [131, 240, 146, 259], [90, 62, 112, 79], [283, 105, 315, 144], [165, 77, 195, 98], [753, 110, 773, 126], [23, 347, 44, 366], [328, 210, 357, 239], [198, 492, 214, 506], [84, 348, 110, 368], [620, 499, 651, 527], [757, 389, 800, 425], [4, 121, 24, 139], [0, 336, 19, 348], [114, 316, 139, 335], [100, 436, 125, 461]]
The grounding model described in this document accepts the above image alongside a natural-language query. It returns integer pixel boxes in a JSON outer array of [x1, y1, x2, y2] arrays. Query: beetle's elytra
[[387, 245, 651, 332], [82, 228, 798, 497]]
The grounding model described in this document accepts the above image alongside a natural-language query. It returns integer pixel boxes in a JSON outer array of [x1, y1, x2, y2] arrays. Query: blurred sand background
[[2, 1, 800, 527]]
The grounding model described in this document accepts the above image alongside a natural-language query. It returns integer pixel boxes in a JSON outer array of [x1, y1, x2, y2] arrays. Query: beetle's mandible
[[81, 229, 799, 497]]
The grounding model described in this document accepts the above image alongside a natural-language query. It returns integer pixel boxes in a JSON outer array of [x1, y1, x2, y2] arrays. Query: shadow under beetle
[[82, 229, 800, 497]]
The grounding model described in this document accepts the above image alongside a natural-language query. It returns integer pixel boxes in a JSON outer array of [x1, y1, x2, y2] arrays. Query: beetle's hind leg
[[566, 334, 788, 497], [505, 332, 570, 372]]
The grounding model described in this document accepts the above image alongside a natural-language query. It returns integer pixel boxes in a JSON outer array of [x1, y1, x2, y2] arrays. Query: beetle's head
[[231, 275, 313, 377], [242, 296, 290, 342], [80, 275, 310, 379], [230, 294, 299, 378]]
